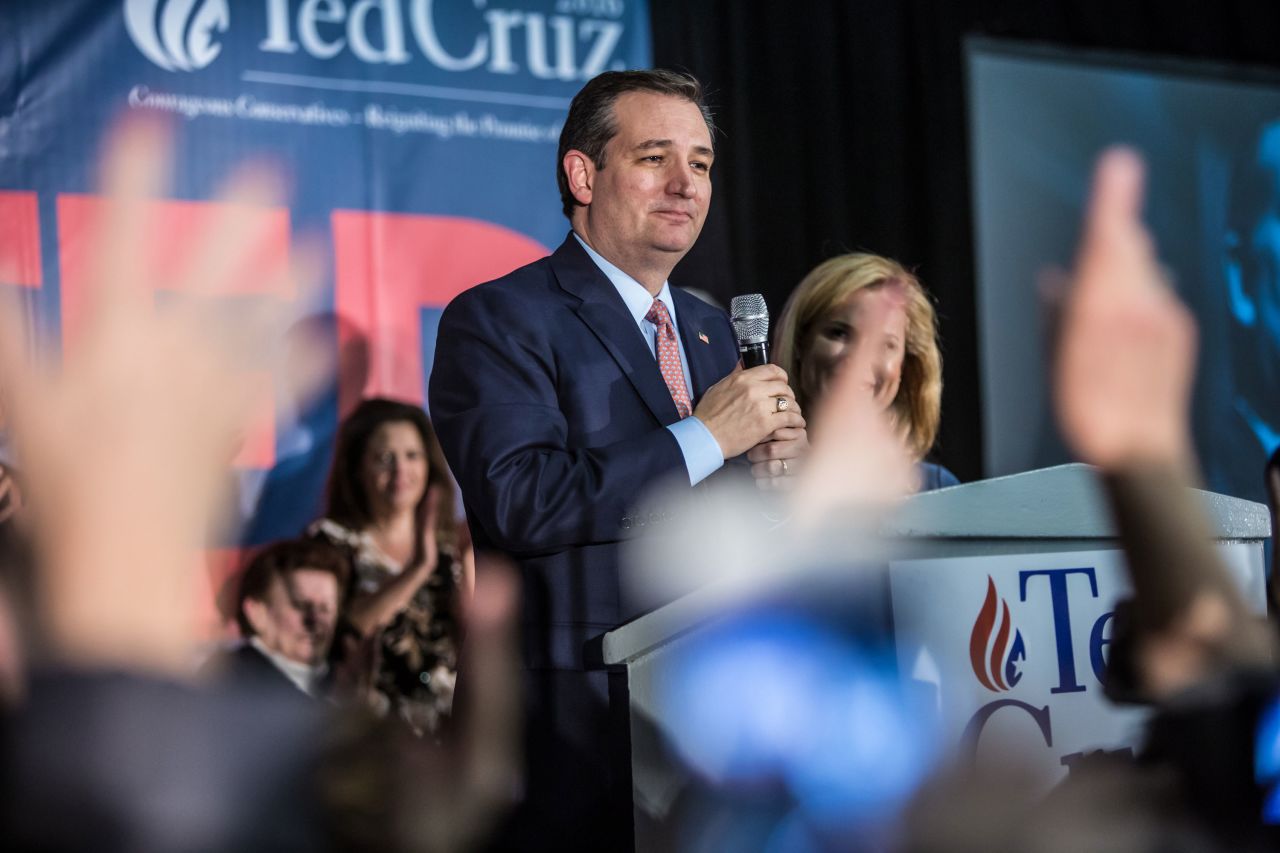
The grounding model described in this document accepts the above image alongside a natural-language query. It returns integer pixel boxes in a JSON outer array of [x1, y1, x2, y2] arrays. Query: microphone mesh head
[[730, 293, 769, 345]]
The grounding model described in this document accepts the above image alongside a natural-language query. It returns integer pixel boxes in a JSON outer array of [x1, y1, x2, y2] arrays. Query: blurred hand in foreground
[[0, 117, 324, 676], [0, 117, 524, 853], [393, 553, 522, 851], [1054, 148, 1273, 699], [1054, 147, 1198, 471]]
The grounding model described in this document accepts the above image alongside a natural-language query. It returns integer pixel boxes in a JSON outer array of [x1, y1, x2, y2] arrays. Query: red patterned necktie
[[645, 298, 692, 418]]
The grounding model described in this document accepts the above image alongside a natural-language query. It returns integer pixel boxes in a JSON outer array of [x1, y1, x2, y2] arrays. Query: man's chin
[[647, 219, 702, 249], [650, 235, 699, 256]]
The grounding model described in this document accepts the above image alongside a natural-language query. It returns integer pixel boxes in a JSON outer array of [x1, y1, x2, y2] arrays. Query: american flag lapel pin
[[698, 331, 709, 344]]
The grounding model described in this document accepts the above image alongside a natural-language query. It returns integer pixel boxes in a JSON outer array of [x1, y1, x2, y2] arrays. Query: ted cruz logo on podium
[[959, 566, 1128, 772], [969, 576, 1026, 692], [125, 0, 230, 72]]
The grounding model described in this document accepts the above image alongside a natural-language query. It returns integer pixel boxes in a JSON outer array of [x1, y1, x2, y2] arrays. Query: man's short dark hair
[[556, 69, 716, 219], [236, 538, 349, 638]]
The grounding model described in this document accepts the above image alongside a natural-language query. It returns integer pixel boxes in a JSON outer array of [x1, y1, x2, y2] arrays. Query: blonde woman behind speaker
[[773, 253, 958, 492]]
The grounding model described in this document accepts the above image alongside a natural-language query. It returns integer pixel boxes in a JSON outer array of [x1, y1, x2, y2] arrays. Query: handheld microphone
[[730, 294, 770, 369]]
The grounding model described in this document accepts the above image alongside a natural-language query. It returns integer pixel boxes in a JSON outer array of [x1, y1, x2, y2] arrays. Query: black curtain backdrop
[[649, 0, 1280, 482]]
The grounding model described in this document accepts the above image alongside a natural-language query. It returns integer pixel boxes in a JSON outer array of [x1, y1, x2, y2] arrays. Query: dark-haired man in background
[[430, 69, 807, 847], [202, 538, 346, 700]]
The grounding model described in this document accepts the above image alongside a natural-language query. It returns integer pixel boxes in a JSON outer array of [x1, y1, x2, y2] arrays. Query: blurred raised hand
[[0, 117, 526, 853], [1054, 148, 1273, 698], [0, 118, 325, 676], [1054, 148, 1198, 472], [396, 554, 521, 851]]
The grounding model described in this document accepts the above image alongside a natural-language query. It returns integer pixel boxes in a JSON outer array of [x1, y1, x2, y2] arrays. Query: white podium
[[602, 464, 1270, 852]]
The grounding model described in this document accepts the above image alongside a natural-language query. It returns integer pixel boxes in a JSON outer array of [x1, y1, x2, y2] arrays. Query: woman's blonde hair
[[773, 253, 943, 461]]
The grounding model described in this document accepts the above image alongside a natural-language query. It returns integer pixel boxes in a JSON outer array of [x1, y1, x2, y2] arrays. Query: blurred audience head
[[237, 538, 347, 666], [324, 397, 455, 547], [773, 253, 942, 460]]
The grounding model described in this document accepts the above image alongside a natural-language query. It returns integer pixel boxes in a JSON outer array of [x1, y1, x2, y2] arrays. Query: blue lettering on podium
[[961, 699, 1053, 759], [1019, 567, 1099, 694], [1089, 611, 1115, 683]]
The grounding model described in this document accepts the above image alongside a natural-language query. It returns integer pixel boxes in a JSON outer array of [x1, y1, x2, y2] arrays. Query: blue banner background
[[0, 0, 651, 582]]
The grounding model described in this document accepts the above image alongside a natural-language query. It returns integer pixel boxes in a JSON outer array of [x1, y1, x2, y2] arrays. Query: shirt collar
[[249, 636, 327, 697], [573, 231, 677, 327]]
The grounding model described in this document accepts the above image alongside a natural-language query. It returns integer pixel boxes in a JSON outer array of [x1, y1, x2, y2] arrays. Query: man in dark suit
[[429, 69, 807, 849]]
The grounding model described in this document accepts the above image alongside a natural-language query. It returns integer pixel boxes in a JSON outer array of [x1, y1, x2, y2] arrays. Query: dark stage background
[[649, 0, 1280, 483]]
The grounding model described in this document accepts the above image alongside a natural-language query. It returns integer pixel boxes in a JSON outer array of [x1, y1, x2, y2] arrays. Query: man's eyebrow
[[633, 138, 674, 150], [632, 139, 716, 158]]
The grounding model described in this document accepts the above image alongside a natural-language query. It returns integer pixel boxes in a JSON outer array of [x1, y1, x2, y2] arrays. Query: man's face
[[573, 92, 714, 273], [246, 568, 339, 666]]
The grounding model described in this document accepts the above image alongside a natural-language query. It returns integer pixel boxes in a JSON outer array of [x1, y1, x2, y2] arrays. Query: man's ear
[[1224, 231, 1258, 327], [242, 597, 272, 641], [563, 150, 594, 206]]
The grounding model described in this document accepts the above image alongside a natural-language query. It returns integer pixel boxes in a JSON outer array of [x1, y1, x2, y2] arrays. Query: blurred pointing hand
[[0, 118, 325, 674], [1054, 148, 1197, 471]]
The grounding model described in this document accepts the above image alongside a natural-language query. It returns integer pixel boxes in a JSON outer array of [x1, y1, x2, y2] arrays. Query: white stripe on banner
[[241, 71, 574, 110]]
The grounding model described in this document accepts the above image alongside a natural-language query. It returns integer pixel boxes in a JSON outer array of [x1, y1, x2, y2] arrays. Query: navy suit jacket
[[429, 233, 739, 671]]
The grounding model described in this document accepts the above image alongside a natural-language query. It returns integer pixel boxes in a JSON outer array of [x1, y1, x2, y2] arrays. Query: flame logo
[[124, 0, 229, 72], [969, 576, 1026, 692]]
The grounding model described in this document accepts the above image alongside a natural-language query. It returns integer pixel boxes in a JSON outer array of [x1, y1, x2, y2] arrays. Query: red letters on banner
[[0, 192, 42, 287], [331, 211, 547, 413]]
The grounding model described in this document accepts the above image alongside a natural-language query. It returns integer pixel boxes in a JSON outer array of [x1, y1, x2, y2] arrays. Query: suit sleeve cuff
[[667, 417, 724, 486]]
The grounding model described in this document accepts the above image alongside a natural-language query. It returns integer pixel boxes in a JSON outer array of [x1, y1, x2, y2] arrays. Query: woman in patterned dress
[[311, 398, 472, 735]]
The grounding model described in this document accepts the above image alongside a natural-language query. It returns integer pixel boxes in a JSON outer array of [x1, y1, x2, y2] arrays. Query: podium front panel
[[889, 542, 1265, 787]]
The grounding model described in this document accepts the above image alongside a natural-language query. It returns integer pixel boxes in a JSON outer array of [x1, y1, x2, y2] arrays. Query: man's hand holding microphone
[[694, 294, 808, 490]]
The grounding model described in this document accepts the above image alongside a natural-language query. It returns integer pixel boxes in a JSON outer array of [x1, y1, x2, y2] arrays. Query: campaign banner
[[0, 0, 651, 628], [889, 545, 1266, 786]]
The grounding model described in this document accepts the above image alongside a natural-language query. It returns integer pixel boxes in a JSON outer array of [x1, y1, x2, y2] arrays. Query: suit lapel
[[550, 235, 681, 426], [672, 287, 727, 404]]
